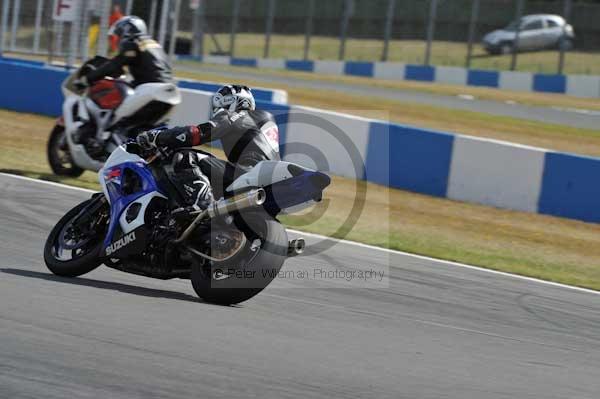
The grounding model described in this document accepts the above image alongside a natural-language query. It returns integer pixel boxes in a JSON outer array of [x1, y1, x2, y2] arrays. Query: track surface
[[1, 174, 599, 399], [177, 63, 600, 130]]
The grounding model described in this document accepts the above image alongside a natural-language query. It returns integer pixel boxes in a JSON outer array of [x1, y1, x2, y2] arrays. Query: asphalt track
[[177, 63, 600, 131], [1, 173, 599, 399]]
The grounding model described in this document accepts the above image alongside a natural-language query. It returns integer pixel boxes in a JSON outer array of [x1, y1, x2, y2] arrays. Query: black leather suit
[[86, 36, 173, 86], [153, 109, 281, 199]]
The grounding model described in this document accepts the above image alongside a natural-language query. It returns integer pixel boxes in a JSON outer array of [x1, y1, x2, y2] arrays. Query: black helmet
[[108, 16, 148, 41], [211, 85, 256, 117]]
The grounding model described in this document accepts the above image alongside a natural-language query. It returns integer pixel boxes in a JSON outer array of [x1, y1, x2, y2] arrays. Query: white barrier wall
[[373, 62, 405, 80], [284, 106, 372, 180], [447, 136, 546, 213], [566, 75, 600, 98], [314, 61, 345, 76], [499, 71, 534, 92], [257, 58, 286, 70], [169, 89, 212, 126], [436, 66, 468, 86]]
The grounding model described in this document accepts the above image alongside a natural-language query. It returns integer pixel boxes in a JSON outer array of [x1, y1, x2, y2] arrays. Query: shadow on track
[[0, 268, 212, 304]]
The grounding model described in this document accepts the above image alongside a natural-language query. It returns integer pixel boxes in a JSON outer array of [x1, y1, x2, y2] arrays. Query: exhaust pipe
[[288, 238, 305, 257], [206, 188, 266, 219], [174, 189, 266, 243]]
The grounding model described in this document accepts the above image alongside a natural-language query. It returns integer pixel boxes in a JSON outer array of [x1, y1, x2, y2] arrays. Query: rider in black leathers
[[76, 16, 173, 153], [137, 85, 281, 205], [80, 16, 172, 87]]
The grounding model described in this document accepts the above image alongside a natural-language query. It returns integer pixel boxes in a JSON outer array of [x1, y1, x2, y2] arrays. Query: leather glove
[[136, 129, 162, 150]]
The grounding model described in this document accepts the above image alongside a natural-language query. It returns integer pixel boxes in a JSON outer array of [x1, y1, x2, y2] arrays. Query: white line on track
[[3, 172, 599, 296]]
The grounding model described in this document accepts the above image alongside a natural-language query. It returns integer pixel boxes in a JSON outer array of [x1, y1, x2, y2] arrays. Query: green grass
[[2, 109, 600, 291], [194, 33, 600, 75]]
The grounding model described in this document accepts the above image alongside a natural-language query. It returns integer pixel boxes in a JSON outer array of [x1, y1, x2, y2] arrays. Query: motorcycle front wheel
[[44, 197, 107, 277], [190, 211, 288, 305], [47, 124, 84, 177]]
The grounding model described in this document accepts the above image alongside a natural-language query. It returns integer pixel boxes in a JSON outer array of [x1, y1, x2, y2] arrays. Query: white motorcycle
[[47, 56, 181, 177]]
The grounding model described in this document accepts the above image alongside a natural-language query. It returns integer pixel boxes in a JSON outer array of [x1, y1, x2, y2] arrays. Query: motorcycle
[[43, 142, 331, 305], [47, 56, 181, 177]]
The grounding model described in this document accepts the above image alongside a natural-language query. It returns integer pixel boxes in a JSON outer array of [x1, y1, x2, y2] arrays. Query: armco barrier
[[3, 59, 600, 224], [178, 55, 600, 99]]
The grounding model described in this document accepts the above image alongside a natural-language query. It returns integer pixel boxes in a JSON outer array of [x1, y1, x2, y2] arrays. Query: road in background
[[177, 63, 600, 131], [1, 174, 599, 399]]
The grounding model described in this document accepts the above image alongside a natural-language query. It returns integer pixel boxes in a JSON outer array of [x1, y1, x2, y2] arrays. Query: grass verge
[[1, 109, 599, 291]]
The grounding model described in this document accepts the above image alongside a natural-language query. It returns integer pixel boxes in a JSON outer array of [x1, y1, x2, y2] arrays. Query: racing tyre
[[44, 198, 107, 277], [191, 211, 288, 305], [48, 124, 84, 177]]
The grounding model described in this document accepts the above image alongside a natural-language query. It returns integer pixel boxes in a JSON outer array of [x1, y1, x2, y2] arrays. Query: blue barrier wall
[[533, 74, 566, 94], [405, 65, 435, 82], [538, 152, 600, 222], [367, 122, 454, 197], [0, 61, 67, 116], [285, 60, 314, 72], [344, 62, 374, 77], [230, 58, 258, 68], [467, 70, 499, 88]]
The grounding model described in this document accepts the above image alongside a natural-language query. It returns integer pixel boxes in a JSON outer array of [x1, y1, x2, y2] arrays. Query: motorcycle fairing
[[99, 147, 166, 255]]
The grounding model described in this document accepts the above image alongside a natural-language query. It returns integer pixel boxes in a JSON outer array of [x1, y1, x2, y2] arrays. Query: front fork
[[71, 194, 109, 233]]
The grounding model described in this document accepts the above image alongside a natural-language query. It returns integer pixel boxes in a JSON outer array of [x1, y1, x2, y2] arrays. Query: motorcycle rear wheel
[[47, 124, 85, 177], [190, 211, 288, 305], [44, 198, 106, 277]]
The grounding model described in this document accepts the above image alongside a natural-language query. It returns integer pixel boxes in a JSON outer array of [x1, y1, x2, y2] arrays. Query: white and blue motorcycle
[[44, 143, 330, 305]]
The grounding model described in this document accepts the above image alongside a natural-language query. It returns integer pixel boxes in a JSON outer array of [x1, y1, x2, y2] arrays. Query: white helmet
[[212, 85, 256, 117]]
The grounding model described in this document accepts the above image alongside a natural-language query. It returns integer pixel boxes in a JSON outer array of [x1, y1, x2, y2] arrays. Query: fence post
[[148, 0, 158, 37], [192, 0, 205, 57], [557, 0, 572, 75], [338, 0, 353, 61], [54, 21, 64, 59], [169, 0, 182, 62], [465, 0, 479, 68], [97, 0, 111, 57], [79, 0, 91, 61], [229, 0, 240, 57], [303, 0, 315, 60], [10, 0, 21, 51], [264, 0, 275, 59], [510, 0, 524, 71], [33, 0, 44, 53], [125, 0, 134, 15], [67, 1, 83, 67], [424, 0, 438, 66], [381, 0, 396, 62], [158, 0, 170, 48], [0, 0, 10, 56]]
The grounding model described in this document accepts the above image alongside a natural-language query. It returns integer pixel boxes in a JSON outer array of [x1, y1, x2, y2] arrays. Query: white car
[[482, 14, 575, 55]]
